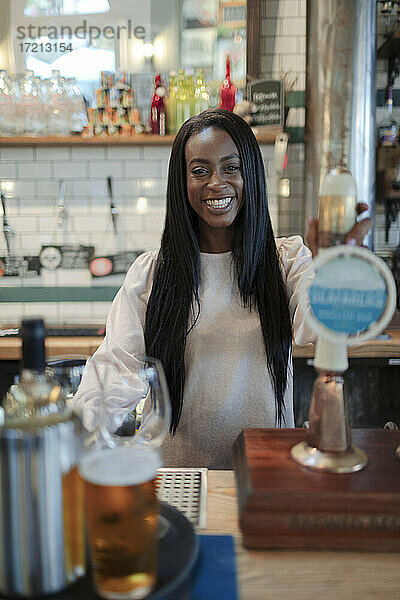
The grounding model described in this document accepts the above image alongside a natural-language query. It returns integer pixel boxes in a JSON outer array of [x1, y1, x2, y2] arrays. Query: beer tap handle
[[1, 192, 15, 259], [57, 179, 67, 226], [108, 176, 118, 235]]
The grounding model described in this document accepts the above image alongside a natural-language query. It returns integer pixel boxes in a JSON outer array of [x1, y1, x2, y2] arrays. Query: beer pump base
[[233, 428, 400, 551], [290, 441, 368, 473]]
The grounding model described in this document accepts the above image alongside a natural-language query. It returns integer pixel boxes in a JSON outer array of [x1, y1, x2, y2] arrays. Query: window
[[25, 35, 115, 104], [24, 0, 110, 17], [15, 0, 117, 105]]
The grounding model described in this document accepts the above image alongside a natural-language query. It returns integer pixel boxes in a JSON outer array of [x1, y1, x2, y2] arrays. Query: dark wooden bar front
[[234, 428, 400, 551]]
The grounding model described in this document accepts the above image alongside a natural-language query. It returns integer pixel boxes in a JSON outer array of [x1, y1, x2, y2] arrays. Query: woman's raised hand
[[306, 203, 372, 258]]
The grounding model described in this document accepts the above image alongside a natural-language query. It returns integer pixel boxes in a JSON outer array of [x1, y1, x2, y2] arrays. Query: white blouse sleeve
[[276, 235, 316, 346], [72, 250, 158, 429]]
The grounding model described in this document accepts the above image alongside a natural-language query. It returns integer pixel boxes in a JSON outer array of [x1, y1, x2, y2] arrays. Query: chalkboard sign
[[248, 79, 284, 127]]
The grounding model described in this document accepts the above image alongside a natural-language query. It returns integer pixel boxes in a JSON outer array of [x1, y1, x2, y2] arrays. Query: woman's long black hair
[[144, 109, 292, 432]]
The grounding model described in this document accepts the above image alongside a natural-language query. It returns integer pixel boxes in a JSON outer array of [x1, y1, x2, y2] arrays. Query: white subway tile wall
[[261, 0, 307, 239], [0, 141, 278, 325], [0, 144, 169, 324]]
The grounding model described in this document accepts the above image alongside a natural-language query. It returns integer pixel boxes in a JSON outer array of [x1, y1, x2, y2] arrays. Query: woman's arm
[[72, 251, 158, 430], [277, 235, 316, 347]]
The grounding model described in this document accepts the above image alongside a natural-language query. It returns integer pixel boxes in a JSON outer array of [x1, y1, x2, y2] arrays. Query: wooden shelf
[[0, 129, 281, 146], [0, 135, 176, 146]]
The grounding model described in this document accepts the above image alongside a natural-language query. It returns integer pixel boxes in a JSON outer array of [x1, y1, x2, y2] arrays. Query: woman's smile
[[202, 196, 236, 211]]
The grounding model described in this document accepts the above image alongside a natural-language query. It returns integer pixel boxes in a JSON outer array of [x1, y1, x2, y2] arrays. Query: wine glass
[[77, 356, 171, 600], [46, 355, 89, 402]]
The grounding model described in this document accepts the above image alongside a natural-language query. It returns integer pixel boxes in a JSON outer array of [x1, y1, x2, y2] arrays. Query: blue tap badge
[[309, 257, 387, 334], [300, 245, 397, 345]]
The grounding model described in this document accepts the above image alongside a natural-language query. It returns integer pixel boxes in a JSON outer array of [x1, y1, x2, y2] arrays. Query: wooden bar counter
[[1, 331, 400, 360], [205, 470, 400, 600], [294, 330, 400, 359], [0, 336, 103, 360]]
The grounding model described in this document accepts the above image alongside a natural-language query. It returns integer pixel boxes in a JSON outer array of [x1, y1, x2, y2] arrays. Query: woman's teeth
[[204, 197, 233, 209]]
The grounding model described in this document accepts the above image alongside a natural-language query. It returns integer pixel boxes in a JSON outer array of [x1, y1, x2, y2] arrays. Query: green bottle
[[166, 72, 178, 135], [176, 69, 191, 129], [194, 69, 210, 115], [186, 72, 195, 117]]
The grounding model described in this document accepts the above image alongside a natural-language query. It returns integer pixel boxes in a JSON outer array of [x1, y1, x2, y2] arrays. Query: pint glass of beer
[[76, 356, 171, 599], [80, 445, 161, 599]]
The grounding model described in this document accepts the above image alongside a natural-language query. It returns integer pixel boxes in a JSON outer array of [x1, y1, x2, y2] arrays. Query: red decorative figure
[[150, 73, 167, 135], [219, 56, 237, 112]]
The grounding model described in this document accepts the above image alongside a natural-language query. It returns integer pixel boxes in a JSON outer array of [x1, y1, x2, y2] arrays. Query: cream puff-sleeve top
[[73, 235, 315, 469]]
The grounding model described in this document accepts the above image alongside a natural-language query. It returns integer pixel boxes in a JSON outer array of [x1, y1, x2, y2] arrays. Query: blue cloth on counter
[[190, 535, 238, 600]]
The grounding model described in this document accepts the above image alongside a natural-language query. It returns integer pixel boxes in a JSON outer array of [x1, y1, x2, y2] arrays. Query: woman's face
[[185, 126, 244, 252]]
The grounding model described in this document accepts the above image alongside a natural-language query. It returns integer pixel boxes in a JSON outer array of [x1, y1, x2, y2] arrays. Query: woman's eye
[[226, 165, 240, 172], [192, 168, 207, 175]]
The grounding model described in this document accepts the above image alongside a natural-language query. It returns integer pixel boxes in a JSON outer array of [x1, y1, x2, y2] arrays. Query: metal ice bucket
[[0, 414, 85, 597]]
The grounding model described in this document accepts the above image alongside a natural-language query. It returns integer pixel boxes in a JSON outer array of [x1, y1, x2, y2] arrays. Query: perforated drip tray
[[156, 468, 208, 529]]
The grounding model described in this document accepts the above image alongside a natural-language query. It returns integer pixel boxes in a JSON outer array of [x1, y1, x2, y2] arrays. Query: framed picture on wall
[[218, 1, 246, 28], [181, 27, 216, 67], [182, 0, 218, 29]]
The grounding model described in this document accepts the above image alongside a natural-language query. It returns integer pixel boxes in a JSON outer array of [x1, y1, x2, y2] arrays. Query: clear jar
[[18, 70, 45, 136], [45, 70, 69, 136], [318, 165, 357, 248], [0, 70, 14, 136], [64, 77, 88, 134]]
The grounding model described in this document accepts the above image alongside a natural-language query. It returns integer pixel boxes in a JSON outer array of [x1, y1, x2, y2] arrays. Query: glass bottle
[[64, 77, 88, 134], [377, 85, 399, 146], [317, 165, 357, 249], [33, 75, 48, 135], [3, 319, 66, 421], [194, 69, 210, 115], [186, 71, 195, 117], [176, 69, 191, 130], [219, 55, 237, 112], [0, 70, 13, 136], [18, 69, 44, 136], [45, 69, 69, 136], [166, 71, 178, 135], [0, 318, 85, 596], [150, 73, 167, 136], [10, 77, 22, 136]]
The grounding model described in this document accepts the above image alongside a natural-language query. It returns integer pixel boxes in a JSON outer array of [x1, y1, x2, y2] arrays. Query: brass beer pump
[[291, 246, 397, 473]]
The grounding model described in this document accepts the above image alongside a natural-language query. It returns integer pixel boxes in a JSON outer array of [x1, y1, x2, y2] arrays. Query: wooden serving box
[[233, 428, 400, 551]]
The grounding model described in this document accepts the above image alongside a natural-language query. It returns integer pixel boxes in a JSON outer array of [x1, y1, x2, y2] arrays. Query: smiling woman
[[74, 108, 316, 469]]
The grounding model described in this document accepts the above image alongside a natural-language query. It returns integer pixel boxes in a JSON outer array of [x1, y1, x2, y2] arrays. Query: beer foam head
[[79, 445, 161, 486]]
